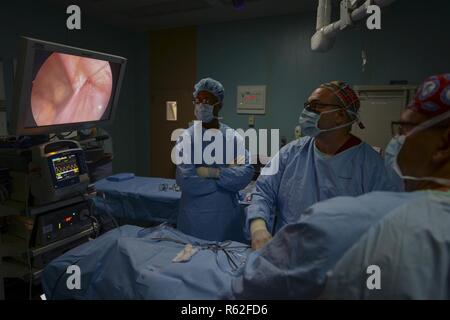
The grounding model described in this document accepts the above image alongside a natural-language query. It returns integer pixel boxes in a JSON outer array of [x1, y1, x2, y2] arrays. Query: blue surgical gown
[[232, 191, 429, 299], [246, 136, 402, 234], [321, 190, 450, 299], [176, 122, 254, 242]]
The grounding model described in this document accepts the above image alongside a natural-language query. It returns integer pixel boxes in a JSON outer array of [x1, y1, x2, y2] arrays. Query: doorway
[[149, 27, 197, 178]]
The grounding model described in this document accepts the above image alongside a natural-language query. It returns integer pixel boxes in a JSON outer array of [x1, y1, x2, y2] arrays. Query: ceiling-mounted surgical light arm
[[311, 0, 396, 52], [316, 0, 332, 30]]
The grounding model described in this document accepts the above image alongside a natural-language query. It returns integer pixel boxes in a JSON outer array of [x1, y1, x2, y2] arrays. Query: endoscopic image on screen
[[25, 50, 116, 128]]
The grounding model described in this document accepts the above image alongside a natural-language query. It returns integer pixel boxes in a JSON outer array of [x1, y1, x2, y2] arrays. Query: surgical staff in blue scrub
[[176, 78, 254, 242], [320, 74, 450, 299], [247, 81, 402, 250]]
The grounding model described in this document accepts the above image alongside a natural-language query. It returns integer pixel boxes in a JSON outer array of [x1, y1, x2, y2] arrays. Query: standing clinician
[[175, 78, 254, 242], [247, 81, 403, 250]]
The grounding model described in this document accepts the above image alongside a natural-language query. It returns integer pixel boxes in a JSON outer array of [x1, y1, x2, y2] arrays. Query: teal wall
[[0, 0, 150, 175], [197, 0, 450, 141], [2, 0, 449, 176]]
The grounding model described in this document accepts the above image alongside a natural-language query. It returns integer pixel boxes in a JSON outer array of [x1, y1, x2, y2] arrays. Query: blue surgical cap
[[193, 78, 225, 103]]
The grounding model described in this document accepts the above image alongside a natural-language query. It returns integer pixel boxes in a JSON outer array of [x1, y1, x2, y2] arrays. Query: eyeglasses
[[391, 121, 420, 136], [192, 98, 218, 106], [391, 121, 449, 137], [303, 101, 343, 113]]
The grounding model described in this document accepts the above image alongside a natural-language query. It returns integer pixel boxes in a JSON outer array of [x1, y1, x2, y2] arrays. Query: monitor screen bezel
[[11, 37, 127, 136]]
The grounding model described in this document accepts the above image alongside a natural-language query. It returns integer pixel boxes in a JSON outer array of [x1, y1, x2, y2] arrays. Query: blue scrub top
[[176, 122, 254, 242], [246, 136, 403, 235]]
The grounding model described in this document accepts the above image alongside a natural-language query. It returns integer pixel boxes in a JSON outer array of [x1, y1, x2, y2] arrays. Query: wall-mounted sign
[[237, 85, 266, 115]]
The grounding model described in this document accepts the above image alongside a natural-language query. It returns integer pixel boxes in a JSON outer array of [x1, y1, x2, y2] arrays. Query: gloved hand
[[196, 166, 220, 179], [250, 219, 272, 250]]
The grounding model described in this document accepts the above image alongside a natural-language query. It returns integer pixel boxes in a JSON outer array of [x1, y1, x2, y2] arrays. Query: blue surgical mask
[[384, 135, 407, 190], [298, 109, 322, 137], [195, 103, 216, 123], [384, 135, 405, 176], [298, 108, 358, 137], [385, 110, 450, 187]]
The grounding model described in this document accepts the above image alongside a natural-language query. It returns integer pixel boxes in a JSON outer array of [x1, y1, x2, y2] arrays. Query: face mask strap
[[300, 105, 360, 137], [319, 107, 342, 116], [407, 110, 450, 137], [391, 110, 450, 187], [398, 174, 450, 187], [319, 108, 360, 133]]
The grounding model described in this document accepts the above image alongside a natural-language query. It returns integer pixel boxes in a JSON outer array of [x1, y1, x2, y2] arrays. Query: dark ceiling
[[45, 0, 317, 31]]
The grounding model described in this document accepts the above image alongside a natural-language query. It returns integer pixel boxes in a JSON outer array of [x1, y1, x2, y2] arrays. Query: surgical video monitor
[[10, 37, 127, 135]]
